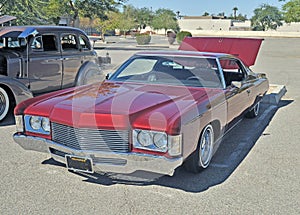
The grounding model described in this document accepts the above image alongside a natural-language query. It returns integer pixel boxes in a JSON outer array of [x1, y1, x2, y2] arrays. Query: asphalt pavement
[[0, 35, 299, 214]]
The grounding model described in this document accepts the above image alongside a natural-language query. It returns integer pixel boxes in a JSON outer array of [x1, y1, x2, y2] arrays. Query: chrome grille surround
[[51, 123, 129, 153]]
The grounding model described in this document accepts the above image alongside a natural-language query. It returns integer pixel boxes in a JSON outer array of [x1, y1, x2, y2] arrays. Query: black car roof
[[0, 26, 86, 37]]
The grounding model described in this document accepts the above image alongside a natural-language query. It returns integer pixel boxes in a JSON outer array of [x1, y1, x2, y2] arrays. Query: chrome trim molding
[[13, 134, 183, 176]]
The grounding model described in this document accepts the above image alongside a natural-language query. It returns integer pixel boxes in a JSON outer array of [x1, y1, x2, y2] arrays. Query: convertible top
[[179, 37, 264, 67]]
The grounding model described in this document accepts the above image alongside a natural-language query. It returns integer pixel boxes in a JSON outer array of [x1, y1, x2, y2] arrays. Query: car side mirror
[[231, 81, 242, 89], [106, 73, 111, 80]]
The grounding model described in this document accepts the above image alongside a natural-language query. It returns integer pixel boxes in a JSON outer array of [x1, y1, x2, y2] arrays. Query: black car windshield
[[0, 31, 24, 48], [110, 56, 223, 88]]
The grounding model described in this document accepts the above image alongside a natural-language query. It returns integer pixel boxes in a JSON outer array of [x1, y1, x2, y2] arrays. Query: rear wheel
[[0, 87, 10, 121], [184, 124, 214, 173], [246, 101, 260, 118]]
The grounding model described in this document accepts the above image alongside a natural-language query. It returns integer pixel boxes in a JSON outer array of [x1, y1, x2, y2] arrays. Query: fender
[[0, 76, 33, 104], [75, 61, 104, 86]]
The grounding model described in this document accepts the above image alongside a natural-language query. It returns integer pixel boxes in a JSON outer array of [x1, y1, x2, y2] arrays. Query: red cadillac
[[13, 38, 269, 177]]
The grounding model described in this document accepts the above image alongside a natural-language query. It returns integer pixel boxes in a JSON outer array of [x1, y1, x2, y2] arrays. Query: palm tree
[[233, 7, 238, 19]]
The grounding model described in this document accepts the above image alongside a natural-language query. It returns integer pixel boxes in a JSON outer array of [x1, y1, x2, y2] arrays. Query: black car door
[[27, 34, 63, 94], [60, 33, 83, 88]]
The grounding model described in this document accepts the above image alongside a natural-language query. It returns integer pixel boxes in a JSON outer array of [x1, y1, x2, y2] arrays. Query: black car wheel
[[0, 87, 9, 121], [184, 124, 214, 173]]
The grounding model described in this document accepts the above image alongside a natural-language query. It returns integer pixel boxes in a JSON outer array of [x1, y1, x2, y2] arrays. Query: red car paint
[[17, 81, 223, 134], [179, 37, 264, 66]]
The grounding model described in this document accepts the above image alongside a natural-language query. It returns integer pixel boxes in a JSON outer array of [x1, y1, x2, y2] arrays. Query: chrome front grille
[[52, 123, 129, 153]]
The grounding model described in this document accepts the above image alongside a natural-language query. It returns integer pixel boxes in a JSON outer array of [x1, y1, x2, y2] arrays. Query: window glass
[[31, 36, 43, 50], [61, 34, 78, 50], [111, 56, 222, 88], [79, 35, 90, 50], [42, 35, 57, 51], [220, 58, 246, 86], [117, 58, 157, 78]]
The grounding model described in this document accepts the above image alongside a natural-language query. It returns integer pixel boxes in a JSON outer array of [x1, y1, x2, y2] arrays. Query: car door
[[27, 34, 63, 94], [220, 58, 256, 125], [60, 33, 83, 88]]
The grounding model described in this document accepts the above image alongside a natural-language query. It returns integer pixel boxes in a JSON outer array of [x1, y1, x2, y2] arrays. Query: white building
[[178, 16, 251, 32]]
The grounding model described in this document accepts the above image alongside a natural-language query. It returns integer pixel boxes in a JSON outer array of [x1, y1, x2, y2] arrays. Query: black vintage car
[[0, 26, 103, 121]]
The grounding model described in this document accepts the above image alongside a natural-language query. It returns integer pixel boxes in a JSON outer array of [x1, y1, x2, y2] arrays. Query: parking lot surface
[[0, 36, 299, 214]]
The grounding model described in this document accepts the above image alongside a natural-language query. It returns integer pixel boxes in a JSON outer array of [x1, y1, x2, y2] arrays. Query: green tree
[[135, 7, 153, 30], [94, 11, 121, 41], [0, 0, 126, 26], [44, 0, 71, 25], [0, 0, 49, 25], [233, 7, 238, 19], [282, 0, 300, 23], [251, 4, 283, 31], [228, 13, 247, 21], [118, 6, 136, 37], [151, 9, 180, 35]]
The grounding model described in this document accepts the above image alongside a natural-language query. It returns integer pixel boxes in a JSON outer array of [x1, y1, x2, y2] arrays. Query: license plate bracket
[[66, 155, 93, 173]]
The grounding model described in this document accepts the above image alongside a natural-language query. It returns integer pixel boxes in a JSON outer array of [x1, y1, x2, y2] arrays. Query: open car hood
[[179, 37, 264, 67]]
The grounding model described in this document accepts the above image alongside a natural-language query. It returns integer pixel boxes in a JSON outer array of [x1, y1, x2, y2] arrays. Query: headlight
[[133, 129, 168, 153], [41, 117, 50, 132], [24, 115, 50, 135], [30, 116, 42, 130], [137, 130, 152, 147], [153, 132, 167, 149]]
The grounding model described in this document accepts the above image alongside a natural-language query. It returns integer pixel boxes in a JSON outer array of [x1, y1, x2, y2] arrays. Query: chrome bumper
[[13, 134, 183, 176]]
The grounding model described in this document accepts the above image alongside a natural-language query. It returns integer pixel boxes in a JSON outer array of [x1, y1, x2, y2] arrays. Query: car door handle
[[45, 59, 61, 62]]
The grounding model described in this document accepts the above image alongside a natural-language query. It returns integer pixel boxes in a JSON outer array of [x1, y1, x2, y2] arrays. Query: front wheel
[[0, 87, 10, 121], [184, 124, 214, 173]]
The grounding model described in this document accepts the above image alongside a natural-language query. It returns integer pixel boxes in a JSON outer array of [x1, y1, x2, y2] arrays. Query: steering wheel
[[186, 76, 204, 82]]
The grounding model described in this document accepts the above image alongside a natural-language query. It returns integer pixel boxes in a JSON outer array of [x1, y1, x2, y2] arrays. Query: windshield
[[110, 55, 223, 88], [0, 31, 25, 48]]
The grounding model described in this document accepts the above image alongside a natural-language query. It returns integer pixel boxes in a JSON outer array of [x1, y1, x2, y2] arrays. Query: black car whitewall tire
[[184, 124, 214, 173], [0, 87, 9, 121]]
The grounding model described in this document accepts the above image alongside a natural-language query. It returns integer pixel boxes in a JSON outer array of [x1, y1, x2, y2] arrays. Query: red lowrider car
[[13, 38, 269, 177]]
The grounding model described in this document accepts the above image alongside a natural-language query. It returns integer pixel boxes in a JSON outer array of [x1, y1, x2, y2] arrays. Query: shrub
[[136, 34, 151, 45], [176, 31, 192, 44]]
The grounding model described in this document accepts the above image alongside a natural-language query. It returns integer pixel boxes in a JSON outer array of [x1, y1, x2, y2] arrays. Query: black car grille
[[51, 123, 129, 153]]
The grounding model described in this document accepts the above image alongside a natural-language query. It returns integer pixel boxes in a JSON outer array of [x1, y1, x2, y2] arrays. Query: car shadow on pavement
[[43, 100, 293, 193]]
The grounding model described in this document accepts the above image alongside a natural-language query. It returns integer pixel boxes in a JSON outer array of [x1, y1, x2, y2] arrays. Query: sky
[[125, 0, 284, 18]]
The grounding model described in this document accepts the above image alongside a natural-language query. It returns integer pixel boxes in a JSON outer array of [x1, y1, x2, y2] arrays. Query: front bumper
[[13, 134, 183, 176]]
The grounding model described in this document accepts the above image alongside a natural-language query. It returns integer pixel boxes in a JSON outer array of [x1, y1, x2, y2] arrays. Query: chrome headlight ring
[[133, 129, 168, 152], [24, 115, 50, 135], [30, 116, 42, 130]]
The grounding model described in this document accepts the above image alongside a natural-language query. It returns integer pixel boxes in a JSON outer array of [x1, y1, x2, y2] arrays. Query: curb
[[262, 84, 287, 105]]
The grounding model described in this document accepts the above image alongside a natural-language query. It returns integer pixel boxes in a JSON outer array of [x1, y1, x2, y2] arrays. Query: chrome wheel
[[253, 102, 260, 116], [199, 125, 214, 168], [246, 101, 260, 118], [0, 87, 9, 121]]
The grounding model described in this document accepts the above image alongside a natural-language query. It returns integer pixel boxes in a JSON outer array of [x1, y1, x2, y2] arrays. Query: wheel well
[[0, 84, 16, 107], [210, 120, 221, 140], [75, 61, 102, 86]]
